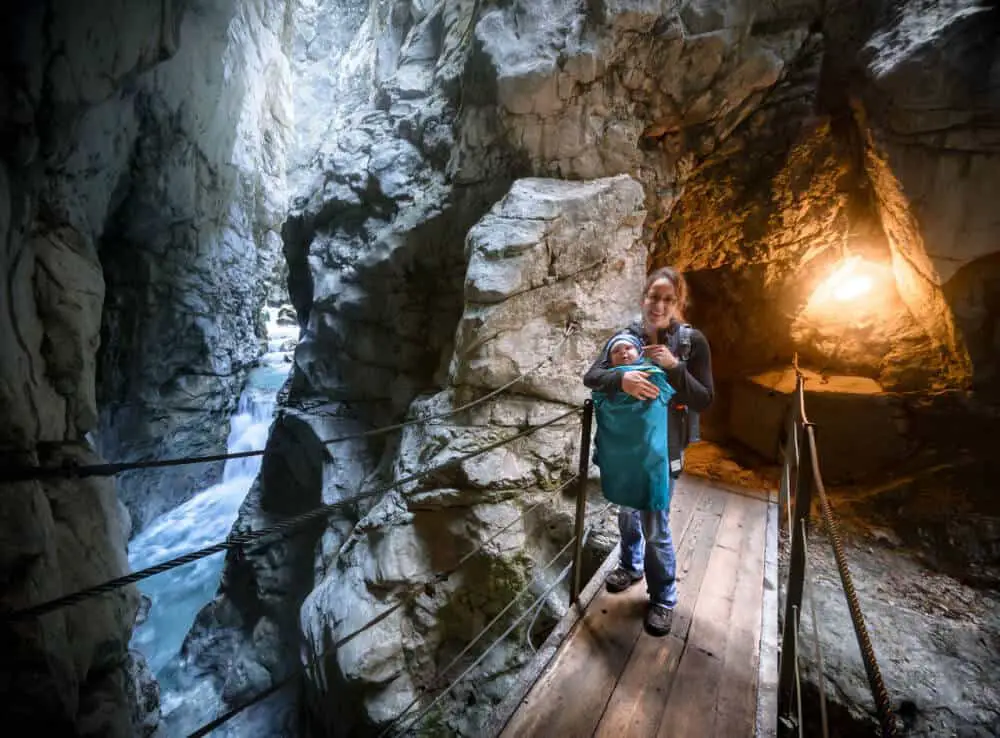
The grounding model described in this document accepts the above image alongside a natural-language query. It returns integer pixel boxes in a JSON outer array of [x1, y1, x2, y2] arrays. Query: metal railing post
[[570, 399, 594, 606], [778, 377, 814, 714]]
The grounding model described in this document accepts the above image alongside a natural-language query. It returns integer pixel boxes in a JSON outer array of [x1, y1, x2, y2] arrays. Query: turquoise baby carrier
[[592, 363, 677, 511]]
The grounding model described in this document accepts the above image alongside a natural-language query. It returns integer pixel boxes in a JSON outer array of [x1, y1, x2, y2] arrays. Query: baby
[[591, 331, 677, 513], [607, 333, 644, 367]]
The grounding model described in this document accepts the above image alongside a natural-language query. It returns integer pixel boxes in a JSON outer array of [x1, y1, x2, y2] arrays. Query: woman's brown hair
[[644, 266, 688, 322]]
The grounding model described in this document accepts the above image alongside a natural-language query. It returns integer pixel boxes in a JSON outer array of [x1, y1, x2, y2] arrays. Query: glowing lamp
[[805, 255, 887, 317], [831, 273, 873, 302]]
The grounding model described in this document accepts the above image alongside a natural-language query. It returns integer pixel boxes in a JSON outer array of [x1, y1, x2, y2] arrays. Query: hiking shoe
[[644, 604, 674, 637], [606, 568, 643, 593]]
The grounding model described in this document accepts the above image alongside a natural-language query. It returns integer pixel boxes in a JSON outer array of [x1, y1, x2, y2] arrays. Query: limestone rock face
[[0, 449, 139, 736], [297, 175, 638, 733], [1, 0, 293, 734], [786, 535, 1000, 738], [854, 0, 1000, 394], [95, 0, 295, 533], [454, 175, 647, 405]]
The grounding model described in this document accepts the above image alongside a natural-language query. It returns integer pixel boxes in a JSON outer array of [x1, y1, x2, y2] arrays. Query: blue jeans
[[619, 506, 678, 608]]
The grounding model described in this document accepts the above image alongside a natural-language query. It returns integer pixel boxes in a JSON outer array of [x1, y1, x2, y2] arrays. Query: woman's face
[[642, 277, 678, 331]]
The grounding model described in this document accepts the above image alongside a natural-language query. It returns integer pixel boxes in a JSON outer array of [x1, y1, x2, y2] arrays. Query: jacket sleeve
[[582, 348, 622, 396], [665, 328, 714, 412]]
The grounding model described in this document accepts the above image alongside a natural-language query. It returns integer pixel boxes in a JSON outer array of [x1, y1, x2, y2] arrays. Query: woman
[[583, 266, 714, 637]]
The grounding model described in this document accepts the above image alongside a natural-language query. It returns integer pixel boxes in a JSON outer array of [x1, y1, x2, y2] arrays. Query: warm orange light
[[830, 270, 873, 302], [809, 256, 880, 305], [804, 255, 889, 318]]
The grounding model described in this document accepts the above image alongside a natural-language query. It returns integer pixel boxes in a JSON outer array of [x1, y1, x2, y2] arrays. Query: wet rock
[[126, 651, 161, 737], [135, 594, 153, 628], [221, 656, 273, 706], [782, 533, 1000, 738]]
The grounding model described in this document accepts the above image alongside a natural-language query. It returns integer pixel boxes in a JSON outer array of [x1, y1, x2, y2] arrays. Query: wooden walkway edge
[[756, 502, 779, 738], [482, 539, 623, 737], [488, 479, 774, 738]]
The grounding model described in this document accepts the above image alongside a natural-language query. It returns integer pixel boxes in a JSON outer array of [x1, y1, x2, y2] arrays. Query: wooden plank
[[592, 484, 729, 738], [498, 481, 705, 738], [484, 539, 624, 738], [714, 496, 768, 736], [498, 571, 647, 737], [755, 502, 780, 738], [655, 493, 765, 738]]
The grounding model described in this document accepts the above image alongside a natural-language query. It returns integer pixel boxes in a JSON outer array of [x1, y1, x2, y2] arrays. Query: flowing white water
[[128, 307, 298, 679]]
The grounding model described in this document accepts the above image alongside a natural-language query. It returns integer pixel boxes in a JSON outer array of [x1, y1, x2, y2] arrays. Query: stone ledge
[[729, 367, 909, 484]]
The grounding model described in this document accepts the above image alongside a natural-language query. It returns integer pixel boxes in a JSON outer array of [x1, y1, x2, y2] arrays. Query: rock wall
[[96, 0, 295, 534], [183, 0, 1000, 735], [1, 4, 168, 734], [299, 175, 644, 733], [854, 0, 1000, 395], [784, 533, 1000, 738], [183, 1, 496, 729], [1, 0, 293, 734]]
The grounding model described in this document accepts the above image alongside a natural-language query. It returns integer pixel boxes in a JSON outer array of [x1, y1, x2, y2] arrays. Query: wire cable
[[2, 408, 580, 622], [379, 529, 584, 738], [1, 326, 578, 484], [801, 519, 830, 738], [184, 474, 582, 737], [391, 552, 579, 737]]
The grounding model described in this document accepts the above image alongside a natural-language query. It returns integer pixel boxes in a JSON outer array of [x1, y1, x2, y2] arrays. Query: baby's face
[[610, 342, 639, 367]]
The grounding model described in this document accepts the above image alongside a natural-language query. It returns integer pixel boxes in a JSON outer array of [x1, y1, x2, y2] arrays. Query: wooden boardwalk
[[493, 478, 777, 738]]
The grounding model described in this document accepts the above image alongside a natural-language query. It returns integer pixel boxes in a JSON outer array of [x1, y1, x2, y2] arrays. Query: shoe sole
[[643, 621, 672, 637], [606, 575, 643, 594]]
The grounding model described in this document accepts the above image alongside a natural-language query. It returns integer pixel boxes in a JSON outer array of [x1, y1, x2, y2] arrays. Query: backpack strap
[[675, 323, 693, 362]]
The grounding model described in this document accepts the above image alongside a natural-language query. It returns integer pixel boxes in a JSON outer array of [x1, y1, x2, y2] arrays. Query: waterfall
[[127, 307, 297, 722]]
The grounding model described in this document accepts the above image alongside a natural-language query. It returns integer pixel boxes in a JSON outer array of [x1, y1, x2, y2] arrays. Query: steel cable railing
[[2, 322, 600, 738], [384, 500, 611, 738], [0, 325, 579, 484], [2, 408, 580, 623], [381, 536, 581, 737], [185, 478, 596, 738], [801, 518, 830, 738], [777, 364, 896, 737]]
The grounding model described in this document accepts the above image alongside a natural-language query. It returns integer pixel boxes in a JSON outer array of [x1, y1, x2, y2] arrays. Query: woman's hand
[[621, 370, 660, 400], [644, 344, 679, 370]]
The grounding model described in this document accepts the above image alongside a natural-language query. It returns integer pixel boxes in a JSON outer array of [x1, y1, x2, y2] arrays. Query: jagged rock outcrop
[[1, 2, 173, 733], [95, 0, 295, 533], [1, 0, 294, 734], [853, 0, 1000, 395], [299, 174, 641, 733], [453, 176, 648, 405], [167, 406, 373, 735]]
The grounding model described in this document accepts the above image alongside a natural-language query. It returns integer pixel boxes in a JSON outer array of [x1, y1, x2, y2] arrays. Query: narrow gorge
[[2, 1, 998, 737]]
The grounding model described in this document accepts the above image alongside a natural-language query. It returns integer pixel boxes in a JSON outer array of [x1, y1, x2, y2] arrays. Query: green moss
[[437, 550, 536, 643], [414, 708, 452, 738]]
